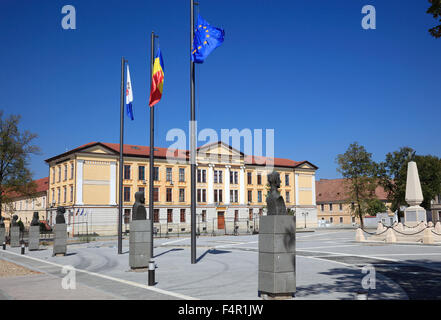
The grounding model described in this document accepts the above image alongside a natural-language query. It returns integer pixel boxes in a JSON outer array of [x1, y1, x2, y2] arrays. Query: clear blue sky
[[1, 0, 440, 181]]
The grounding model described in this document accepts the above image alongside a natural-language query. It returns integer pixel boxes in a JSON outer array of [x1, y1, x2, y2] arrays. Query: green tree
[[365, 199, 388, 216], [427, 0, 441, 38], [0, 111, 40, 219], [336, 142, 378, 228], [379, 148, 441, 213]]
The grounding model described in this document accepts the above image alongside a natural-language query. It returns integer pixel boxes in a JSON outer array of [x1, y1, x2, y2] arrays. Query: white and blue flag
[[126, 65, 134, 120]]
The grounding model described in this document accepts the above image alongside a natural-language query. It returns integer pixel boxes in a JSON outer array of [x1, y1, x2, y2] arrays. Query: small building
[[431, 194, 441, 223], [363, 212, 398, 228]]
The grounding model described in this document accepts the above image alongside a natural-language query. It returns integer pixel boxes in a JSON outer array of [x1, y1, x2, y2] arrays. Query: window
[[197, 189, 206, 202], [63, 186, 67, 203], [197, 169, 206, 183], [153, 188, 159, 202], [285, 191, 290, 203], [179, 168, 185, 182], [329, 203, 333, 211], [167, 209, 173, 223], [257, 191, 262, 203], [58, 166, 61, 182], [197, 189, 201, 203], [180, 209, 186, 223], [166, 188, 172, 202], [248, 190, 252, 203], [234, 210, 239, 222], [202, 189, 206, 202], [52, 168, 55, 183], [230, 190, 238, 203], [124, 187, 130, 202], [70, 186, 73, 202], [339, 203, 343, 211], [52, 189, 55, 204], [257, 174, 262, 185], [339, 217, 343, 224], [214, 189, 218, 203], [214, 170, 218, 184], [218, 171, 223, 183], [249, 209, 253, 220], [230, 171, 238, 184], [166, 167, 172, 182], [138, 166, 145, 180], [153, 209, 159, 223], [202, 210, 206, 222], [153, 167, 159, 181], [179, 188, 185, 202], [124, 165, 131, 180], [64, 164, 67, 181], [247, 172, 252, 184], [214, 170, 223, 184], [285, 174, 290, 186], [71, 163, 74, 179], [321, 204, 324, 212], [214, 189, 223, 203], [330, 217, 334, 223], [57, 188, 60, 203]]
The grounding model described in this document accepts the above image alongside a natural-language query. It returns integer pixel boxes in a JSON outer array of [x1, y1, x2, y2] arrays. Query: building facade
[[315, 178, 392, 226], [44, 141, 318, 235], [1, 177, 49, 230], [431, 194, 441, 223]]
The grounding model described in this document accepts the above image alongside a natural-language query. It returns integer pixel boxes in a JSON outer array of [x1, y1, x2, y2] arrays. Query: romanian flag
[[149, 48, 165, 107]]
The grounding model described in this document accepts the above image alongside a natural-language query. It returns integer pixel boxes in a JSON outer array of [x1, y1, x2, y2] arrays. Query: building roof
[[6, 177, 49, 199], [45, 141, 318, 169], [316, 178, 388, 203]]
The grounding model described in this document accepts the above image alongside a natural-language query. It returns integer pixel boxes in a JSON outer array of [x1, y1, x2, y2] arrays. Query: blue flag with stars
[[191, 14, 225, 64]]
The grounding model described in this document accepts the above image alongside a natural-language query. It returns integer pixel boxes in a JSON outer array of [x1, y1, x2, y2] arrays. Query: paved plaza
[[1, 229, 441, 300]]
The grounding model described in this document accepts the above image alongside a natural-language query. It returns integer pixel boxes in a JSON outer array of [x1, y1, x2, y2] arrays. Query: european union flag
[[191, 15, 225, 64]]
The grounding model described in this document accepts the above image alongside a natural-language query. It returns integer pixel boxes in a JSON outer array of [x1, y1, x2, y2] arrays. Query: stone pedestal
[[258, 215, 296, 298], [10, 226, 20, 247], [0, 228, 5, 244], [53, 224, 67, 256], [404, 206, 427, 227], [29, 226, 40, 251], [129, 220, 151, 269]]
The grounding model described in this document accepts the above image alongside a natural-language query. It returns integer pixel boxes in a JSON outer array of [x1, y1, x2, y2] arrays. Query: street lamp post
[[302, 211, 309, 229]]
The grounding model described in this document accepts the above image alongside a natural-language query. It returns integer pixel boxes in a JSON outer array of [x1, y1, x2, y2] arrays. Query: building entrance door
[[217, 212, 225, 230]]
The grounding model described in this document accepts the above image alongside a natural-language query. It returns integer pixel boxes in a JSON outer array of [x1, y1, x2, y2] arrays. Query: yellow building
[[316, 178, 393, 226], [1, 177, 49, 230], [45, 141, 318, 235]]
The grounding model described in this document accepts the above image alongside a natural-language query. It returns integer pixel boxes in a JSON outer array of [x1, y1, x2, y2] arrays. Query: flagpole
[[190, 0, 197, 264], [149, 31, 156, 259], [118, 57, 126, 255]]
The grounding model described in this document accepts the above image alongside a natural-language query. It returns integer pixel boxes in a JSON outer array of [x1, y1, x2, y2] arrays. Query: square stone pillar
[[258, 215, 296, 298], [53, 224, 67, 256], [29, 226, 40, 251], [10, 226, 20, 247], [0, 228, 5, 245], [129, 220, 152, 269]]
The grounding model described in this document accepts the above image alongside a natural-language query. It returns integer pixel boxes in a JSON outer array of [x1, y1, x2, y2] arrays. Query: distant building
[[431, 194, 441, 223], [315, 178, 392, 226], [1, 177, 49, 229]]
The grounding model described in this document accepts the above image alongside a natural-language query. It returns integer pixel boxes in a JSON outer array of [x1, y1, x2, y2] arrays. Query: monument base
[[10, 226, 20, 247], [53, 224, 67, 256], [258, 215, 296, 297], [29, 226, 40, 251], [404, 205, 427, 227], [129, 220, 151, 269]]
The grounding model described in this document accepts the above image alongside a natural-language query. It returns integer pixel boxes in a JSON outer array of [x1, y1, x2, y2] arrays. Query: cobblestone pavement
[[0, 229, 440, 300]]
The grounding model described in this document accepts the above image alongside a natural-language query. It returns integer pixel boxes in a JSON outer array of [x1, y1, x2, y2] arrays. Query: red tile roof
[[5, 177, 49, 199], [45, 141, 317, 169], [316, 178, 388, 203]]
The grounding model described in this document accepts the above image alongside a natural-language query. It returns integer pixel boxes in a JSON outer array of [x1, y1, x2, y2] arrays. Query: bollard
[[2, 242, 5, 250], [148, 260, 155, 286], [21, 243, 25, 255]]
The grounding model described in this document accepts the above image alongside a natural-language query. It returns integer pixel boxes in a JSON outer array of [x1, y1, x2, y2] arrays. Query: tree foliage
[[365, 198, 388, 216], [336, 142, 378, 228], [0, 111, 40, 218], [379, 147, 441, 212], [428, 0, 441, 38]]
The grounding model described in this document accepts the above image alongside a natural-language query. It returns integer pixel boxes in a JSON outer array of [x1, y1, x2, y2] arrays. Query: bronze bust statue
[[55, 207, 66, 224], [132, 191, 147, 220], [11, 215, 19, 227], [31, 212, 40, 226], [266, 171, 287, 215]]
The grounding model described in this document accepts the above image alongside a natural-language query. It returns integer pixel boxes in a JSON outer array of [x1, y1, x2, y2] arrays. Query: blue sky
[[1, 0, 440, 181]]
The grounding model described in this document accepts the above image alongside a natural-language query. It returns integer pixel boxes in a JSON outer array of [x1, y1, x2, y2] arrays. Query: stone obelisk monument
[[404, 157, 427, 227], [258, 171, 296, 299], [129, 191, 151, 269]]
